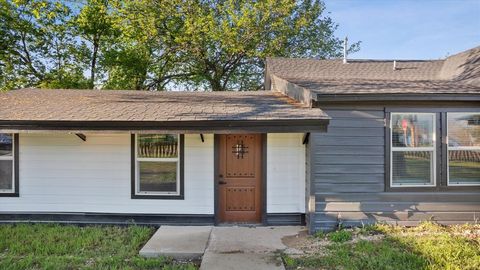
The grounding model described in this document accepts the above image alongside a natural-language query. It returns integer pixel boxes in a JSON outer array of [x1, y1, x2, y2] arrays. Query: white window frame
[[390, 113, 436, 187], [134, 134, 181, 196], [0, 133, 15, 193], [447, 113, 480, 186]]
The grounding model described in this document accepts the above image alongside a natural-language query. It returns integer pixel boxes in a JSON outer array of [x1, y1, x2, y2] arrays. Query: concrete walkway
[[201, 226, 301, 270], [140, 226, 303, 270], [139, 226, 212, 260]]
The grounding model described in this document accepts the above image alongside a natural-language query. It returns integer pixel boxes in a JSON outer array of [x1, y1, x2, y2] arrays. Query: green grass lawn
[[282, 222, 480, 270], [0, 224, 197, 270]]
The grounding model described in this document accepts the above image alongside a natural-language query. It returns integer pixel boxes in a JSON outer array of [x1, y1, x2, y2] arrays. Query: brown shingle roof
[[285, 78, 480, 95], [267, 58, 445, 81], [0, 88, 328, 122], [267, 46, 480, 99]]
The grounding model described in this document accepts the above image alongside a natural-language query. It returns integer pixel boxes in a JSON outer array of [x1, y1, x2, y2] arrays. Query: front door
[[218, 134, 262, 223]]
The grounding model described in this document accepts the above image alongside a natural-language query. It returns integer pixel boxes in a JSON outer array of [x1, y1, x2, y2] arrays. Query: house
[[0, 46, 478, 232]]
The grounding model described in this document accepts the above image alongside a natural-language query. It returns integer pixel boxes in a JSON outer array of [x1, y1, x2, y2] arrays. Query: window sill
[[0, 192, 19, 197], [386, 186, 480, 192], [131, 194, 184, 200]]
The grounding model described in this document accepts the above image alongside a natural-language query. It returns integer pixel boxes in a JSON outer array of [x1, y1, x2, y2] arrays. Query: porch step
[[139, 226, 212, 260]]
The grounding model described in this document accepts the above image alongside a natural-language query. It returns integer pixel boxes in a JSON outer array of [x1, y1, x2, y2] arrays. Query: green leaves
[[0, 0, 359, 91]]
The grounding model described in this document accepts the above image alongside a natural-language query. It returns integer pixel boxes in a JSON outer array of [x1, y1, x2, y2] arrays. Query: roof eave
[[313, 93, 480, 102], [0, 118, 330, 134]]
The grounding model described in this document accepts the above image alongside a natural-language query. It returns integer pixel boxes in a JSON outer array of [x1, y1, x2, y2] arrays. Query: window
[[447, 113, 480, 186], [0, 133, 17, 195], [390, 113, 436, 187], [132, 134, 184, 199]]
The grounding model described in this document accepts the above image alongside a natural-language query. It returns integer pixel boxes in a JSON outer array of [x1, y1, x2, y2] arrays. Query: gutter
[[313, 93, 480, 103], [0, 119, 330, 134]]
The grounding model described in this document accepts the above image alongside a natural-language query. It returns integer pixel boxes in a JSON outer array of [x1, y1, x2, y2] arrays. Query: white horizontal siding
[[267, 133, 306, 213], [0, 133, 214, 214]]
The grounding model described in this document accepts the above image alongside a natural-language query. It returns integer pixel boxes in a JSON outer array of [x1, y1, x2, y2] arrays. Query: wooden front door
[[218, 134, 262, 223]]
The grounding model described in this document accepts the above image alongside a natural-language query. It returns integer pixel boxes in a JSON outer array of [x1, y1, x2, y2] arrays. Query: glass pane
[[139, 162, 177, 193], [449, 150, 480, 185], [138, 134, 178, 158], [0, 134, 12, 156], [448, 113, 480, 147], [0, 160, 13, 190], [392, 114, 434, 148], [392, 151, 433, 185]]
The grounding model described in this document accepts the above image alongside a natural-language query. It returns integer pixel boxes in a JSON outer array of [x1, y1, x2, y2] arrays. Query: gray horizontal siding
[[317, 192, 480, 203], [316, 202, 480, 212], [316, 145, 384, 155], [314, 155, 384, 165], [310, 108, 480, 232]]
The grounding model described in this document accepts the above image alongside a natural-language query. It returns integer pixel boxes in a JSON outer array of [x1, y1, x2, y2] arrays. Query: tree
[[1, 0, 359, 91], [102, 0, 192, 90], [0, 0, 89, 90], [74, 0, 120, 88], [167, 0, 359, 91]]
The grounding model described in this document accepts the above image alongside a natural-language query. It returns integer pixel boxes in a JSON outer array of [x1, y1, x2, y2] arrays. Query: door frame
[[214, 133, 267, 225]]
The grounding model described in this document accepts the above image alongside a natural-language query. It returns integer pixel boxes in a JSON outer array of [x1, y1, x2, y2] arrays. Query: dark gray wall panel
[[314, 164, 384, 174], [310, 108, 480, 232], [317, 192, 480, 203], [314, 136, 384, 146], [315, 146, 384, 155], [316, 202, 480, 212], [327, 119, 384, 128], [314, 155, 384, 165], [325, 127, 385, 137], [323, 110, 385, 118], [314, 183, 384, 193], [314, 173, 384, 184]]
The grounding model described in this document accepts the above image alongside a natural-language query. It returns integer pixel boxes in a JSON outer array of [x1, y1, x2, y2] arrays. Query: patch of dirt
[[352, 233, 385, 243], [281, 230, 330, 257], [281, 228, 387, 257]]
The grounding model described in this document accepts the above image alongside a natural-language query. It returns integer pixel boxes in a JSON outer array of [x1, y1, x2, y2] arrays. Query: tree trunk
[[90, 39, 99, 89], [210, 79, 224, 91]]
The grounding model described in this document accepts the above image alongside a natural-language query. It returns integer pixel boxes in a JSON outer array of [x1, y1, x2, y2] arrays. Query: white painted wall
[[267, 133, 306, 213], [0, 132, 305, 215], [0, 133, 214, 214]]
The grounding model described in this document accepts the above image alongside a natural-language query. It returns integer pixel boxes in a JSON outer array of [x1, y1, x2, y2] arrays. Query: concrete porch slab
[[139, 226, 212, 260], [199, 226, 303, 270], [206, 226, 303, 253]]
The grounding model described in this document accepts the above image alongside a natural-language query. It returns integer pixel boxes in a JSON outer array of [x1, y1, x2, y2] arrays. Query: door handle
[[219, 181, 227, 185]]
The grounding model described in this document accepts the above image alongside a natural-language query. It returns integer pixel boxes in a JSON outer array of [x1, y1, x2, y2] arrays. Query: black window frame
[[0, 133, 19, 197], [131, 134, 185, 200], [385, 108, 480, 192]]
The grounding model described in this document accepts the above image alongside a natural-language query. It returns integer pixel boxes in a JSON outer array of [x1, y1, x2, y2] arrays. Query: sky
[[324, 0, 480, 60]]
